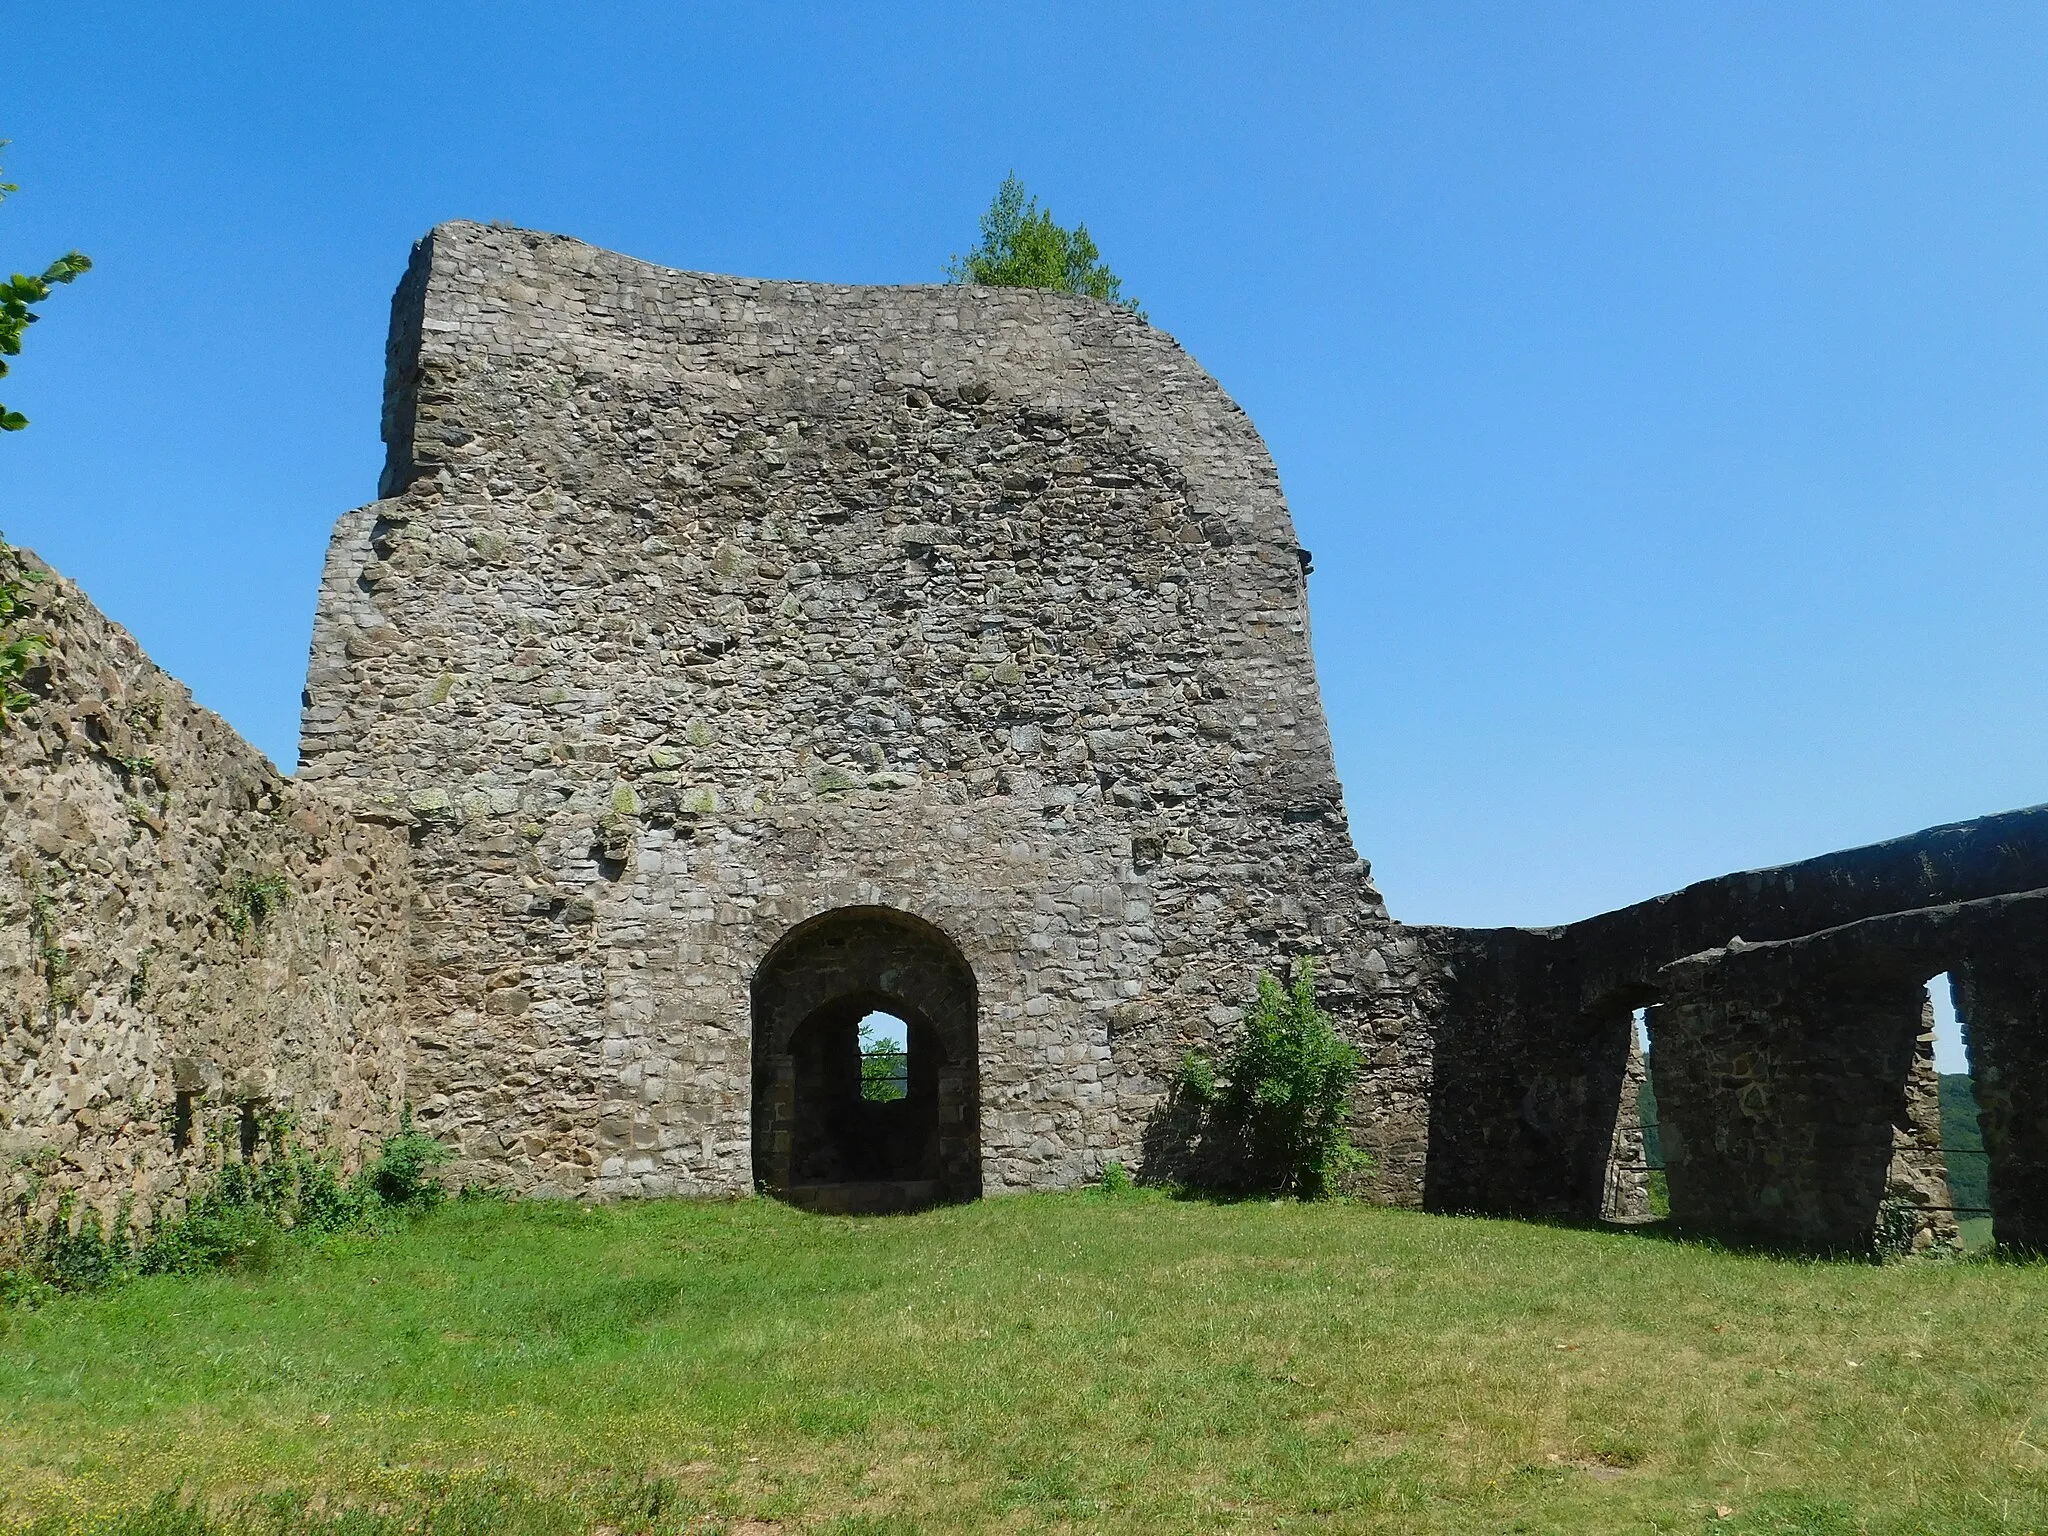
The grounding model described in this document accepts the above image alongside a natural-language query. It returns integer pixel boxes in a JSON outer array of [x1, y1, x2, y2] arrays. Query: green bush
[[3, 1109, 453, 1303], [358, 1106, 454, 1210], [1187, 964, 1367, 1199]]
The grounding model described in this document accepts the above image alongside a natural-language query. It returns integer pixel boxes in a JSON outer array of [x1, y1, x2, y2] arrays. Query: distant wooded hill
[[1940, 1073, 1989, 1218]]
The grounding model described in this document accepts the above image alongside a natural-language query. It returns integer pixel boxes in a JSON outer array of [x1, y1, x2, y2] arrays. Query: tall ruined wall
[[299, 221, 1430, 1201], [1, 555, 412, 1232]]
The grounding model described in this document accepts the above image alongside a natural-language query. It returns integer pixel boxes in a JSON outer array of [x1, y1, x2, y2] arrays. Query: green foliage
[[946, 173, 1144, 318], [0, 533, 50, 719], [358, 1104, 455, 1210], [1645, 1168, 1671, 1220], [22, 874, 79, 1014], [1638, 1066, 1662, 1170], [2, 1110, 452, 1303], [0, 147, 92, 433], [219, 870, 290, 936], [27, 881, 62, 976], [0, 1191, 126, 1305], [1098, 1158, 1132, 1195], [1176, 1048, 1217, 1104], [1940, 1072, 1989, 1218], [1211, 964, 1366, 1198], [858, 1018, 907, 1103], [1873, 1197, 1924, 1263]]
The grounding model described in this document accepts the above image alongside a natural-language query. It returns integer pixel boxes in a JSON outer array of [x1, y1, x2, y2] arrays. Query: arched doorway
[[751, 907, 981, 1213]]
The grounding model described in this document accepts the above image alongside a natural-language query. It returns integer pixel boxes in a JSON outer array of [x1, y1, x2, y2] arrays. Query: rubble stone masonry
[[295, 222, 1433, 1201], [13, 220, 2041, 1253], [1, 559, 412, 1232]]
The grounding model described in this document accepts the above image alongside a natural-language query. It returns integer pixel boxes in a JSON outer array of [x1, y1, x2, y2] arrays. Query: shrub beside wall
[[1173, 965, 1368, 1198]]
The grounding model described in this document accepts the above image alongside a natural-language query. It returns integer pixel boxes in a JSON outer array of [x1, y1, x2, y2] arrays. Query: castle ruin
[[6, 222, 2044, 1251]]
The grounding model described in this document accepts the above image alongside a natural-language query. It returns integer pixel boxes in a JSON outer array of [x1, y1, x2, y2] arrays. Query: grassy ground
[[2, 1193, 2044, 1535]]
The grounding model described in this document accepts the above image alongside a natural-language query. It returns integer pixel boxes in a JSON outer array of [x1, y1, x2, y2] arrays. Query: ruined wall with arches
[[10, 218, 2045, 1250], [1416, 804, 2048, 1253], [296, 222, 1433, 1205]]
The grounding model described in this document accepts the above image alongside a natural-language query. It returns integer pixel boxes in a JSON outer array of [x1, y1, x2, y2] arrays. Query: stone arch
[[750, 906, 981, 1212]]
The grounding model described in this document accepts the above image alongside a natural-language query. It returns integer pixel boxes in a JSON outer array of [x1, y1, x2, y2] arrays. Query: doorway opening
[[751, 907, 980, 1214]]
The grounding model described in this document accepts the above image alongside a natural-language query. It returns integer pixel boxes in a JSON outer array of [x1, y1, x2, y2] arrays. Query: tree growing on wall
[[1, 145, 92, 433], [0, 148, 85, 715], [945, 174, 1144, 319]]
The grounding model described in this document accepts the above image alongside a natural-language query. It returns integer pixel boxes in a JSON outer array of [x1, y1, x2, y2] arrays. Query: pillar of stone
[[1418, 929, 1640, 1220], [1600, 1018, 1652, 1222], [1885, 993, 1960, 1254], [1654, 953, 1951, 1253], [1955, 945, 2048, 1252]]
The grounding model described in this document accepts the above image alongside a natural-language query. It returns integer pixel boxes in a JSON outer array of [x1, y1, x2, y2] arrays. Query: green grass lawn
[[3, 1192, 2045, 1535]]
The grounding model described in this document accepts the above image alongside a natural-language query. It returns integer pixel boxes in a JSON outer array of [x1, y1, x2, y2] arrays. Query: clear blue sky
[[9, 4, 2046, 971]]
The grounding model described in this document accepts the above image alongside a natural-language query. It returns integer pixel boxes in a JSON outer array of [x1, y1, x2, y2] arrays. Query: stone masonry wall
[[1653, 953, 1955, 1254], [298, 222, 1432, 1202], [1411, 923, 1647, 1221], [1415, 806, 2048, 1234], [1, 553, 412, 1234], [1645, 891, 2048, 1253], [1956, 933, 2048, 1251]]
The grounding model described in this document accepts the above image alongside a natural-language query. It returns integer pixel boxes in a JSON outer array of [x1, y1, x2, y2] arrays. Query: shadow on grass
[[1466, 1206, 2048, 1267]]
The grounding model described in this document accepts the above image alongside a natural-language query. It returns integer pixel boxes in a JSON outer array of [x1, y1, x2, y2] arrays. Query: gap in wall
[[1634, 1007, 1665, 1215], [1928, 973, 1993, 1248]]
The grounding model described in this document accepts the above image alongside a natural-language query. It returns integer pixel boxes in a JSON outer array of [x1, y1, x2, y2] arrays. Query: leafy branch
[[0, 145, 92, 433], [0, 533, 49, 719]]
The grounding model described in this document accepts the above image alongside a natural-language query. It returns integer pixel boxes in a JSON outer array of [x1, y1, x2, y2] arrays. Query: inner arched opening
[[785, 991, 942, 1184], [751, 907, 981, 1214], [858, 1011, 909, 1101]]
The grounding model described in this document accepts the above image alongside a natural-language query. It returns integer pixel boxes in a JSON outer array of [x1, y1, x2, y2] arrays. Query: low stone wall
[[1955, 923, 2048, 1252], [1411, 924, 1647, 1221], [0, 552, 413, 1234], [1657, 948, 1954, 1254]]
